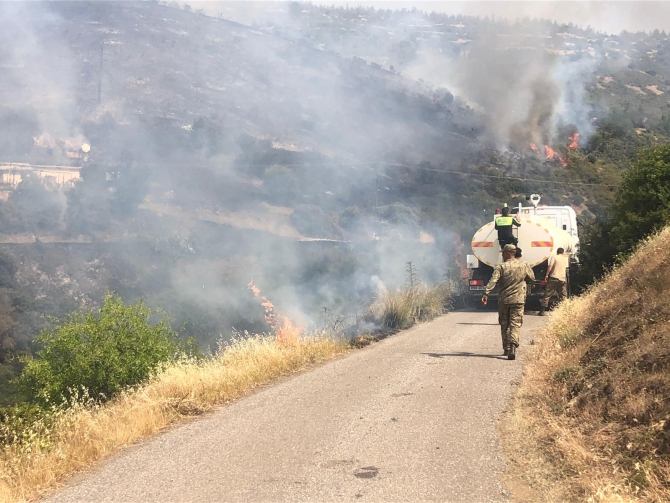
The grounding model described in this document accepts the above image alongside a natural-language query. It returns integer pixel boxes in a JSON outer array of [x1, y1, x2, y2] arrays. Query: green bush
[[17, 294, 194, 405], [612, 145, 670, 252], [577, 145, 670, 286], [574, 218, 618, 288]]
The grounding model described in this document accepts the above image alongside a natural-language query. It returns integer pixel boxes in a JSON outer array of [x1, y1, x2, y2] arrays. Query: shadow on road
[[421, 352, 505, 360]]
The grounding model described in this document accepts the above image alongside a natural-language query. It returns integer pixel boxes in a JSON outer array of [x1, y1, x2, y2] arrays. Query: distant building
[[0, 162, 81, 199]]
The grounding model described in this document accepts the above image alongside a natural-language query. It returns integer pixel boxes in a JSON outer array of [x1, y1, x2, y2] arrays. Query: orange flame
[[247, 280, 303, 346], [529, 143, 538, 152], [568, 132, 580, 150], [545, 145, 568, 167]]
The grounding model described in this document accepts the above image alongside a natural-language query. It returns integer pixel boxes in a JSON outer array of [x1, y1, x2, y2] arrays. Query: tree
[[17, 294, 194, 405], [574, 145, 670, 287], [574, 218, 618, 289], [612, 145, 670, 253]]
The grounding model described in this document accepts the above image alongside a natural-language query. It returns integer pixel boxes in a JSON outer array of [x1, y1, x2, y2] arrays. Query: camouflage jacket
[[484, 259, 536, 304]]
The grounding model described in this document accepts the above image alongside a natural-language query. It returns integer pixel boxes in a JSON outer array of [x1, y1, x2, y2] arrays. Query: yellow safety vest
[[495, 216, 514, 226]]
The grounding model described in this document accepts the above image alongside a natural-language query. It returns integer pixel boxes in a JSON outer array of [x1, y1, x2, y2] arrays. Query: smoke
[[235, 2, 602, 149], [402, 21, 600, 148], [0, 1, 613, 352], [0, 2, 79, 141]]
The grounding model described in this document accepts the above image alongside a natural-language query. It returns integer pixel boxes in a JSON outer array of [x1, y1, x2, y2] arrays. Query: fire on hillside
[[528, 132, 580, 167], [247, 280, 303, 346]]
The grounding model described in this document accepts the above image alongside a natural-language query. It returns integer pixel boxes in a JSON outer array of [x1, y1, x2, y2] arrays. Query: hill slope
[[504, 226, 670, 501], [0, 2, 668, 405]]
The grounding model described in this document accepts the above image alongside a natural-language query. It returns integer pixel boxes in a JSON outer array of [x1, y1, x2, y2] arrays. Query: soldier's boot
[[503, 347, 509, 357], [507, 344, 516, 360], [538, 306, 546, 316]]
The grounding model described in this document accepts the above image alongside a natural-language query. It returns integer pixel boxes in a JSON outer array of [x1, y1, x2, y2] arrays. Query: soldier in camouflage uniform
[[481, 244, 535, 360]]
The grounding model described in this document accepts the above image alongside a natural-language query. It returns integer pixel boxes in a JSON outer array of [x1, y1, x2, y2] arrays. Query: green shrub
[[17, 294, 194, 405]]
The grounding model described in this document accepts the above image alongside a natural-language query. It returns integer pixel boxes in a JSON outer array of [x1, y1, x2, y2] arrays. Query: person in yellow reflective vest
[[495, 206, 521, 248]]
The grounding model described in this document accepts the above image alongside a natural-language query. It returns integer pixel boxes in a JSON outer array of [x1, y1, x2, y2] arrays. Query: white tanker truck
[[466, 194, 579, 307]]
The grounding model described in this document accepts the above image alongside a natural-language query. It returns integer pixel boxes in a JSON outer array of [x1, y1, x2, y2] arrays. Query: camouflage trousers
[[541, 278, 567, 308], [498, 303, 524, 349]]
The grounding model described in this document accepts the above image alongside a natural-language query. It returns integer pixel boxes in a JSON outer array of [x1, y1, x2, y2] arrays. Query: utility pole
[[374, 170, 379, 222], [97, 39, 105, 105], [374, 164, 381, 239], [406, 261, 419, 289]]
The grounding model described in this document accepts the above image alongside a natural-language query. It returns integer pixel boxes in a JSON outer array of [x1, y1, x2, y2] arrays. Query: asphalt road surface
[[48, 310, 546, 503]]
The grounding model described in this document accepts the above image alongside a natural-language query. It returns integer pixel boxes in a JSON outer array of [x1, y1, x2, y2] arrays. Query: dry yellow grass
[[503, 226, 670, 502], [368, 284, 450, 330], [0, 333, 349, 503]]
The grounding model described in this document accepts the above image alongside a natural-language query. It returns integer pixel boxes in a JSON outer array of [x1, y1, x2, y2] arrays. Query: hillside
[[0, 1, 669, 402], [0, 2, 482, 168], [0, 1, 479, 380], [4, 1, 668, 237], [240, 4, 670, 133], [504, 226, 670, 501]]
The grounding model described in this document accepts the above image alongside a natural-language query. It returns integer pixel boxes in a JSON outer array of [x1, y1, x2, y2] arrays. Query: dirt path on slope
[[47, 311, 546, 503]]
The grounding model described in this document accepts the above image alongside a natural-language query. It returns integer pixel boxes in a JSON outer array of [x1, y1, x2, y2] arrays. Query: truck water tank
[[471, 216, 576, 267]]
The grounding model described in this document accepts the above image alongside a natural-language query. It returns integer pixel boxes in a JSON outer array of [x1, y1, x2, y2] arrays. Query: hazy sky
[[198, 1, 670, 35], [325, 1, 670, 34]]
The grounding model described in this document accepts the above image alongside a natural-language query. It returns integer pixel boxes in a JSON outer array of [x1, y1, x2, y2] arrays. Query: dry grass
[[503, 226, 670, 502], [369, 284, 450, 330], [0, 333, 349, 503]]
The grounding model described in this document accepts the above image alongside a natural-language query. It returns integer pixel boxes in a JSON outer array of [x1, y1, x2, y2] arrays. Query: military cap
[[502, 244, 517, 252]]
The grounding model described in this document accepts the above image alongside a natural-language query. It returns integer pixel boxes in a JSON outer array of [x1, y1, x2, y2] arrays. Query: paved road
[[48, 310, 545, 503]]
